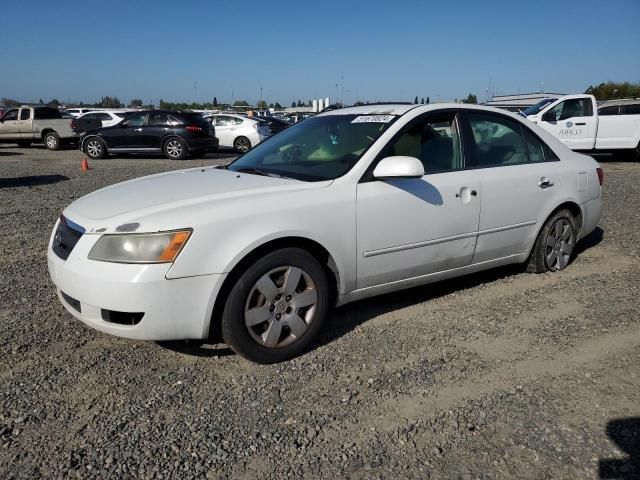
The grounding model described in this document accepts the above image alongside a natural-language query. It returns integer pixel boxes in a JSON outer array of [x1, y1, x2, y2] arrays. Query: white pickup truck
[[0, 106, 78, 150], [524, 94, 640, 160]]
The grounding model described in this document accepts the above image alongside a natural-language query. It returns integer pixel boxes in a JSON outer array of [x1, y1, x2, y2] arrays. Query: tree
[[48, 99, 60, 107], [129, 98, 143, 108], [233, 100, 249, 106], [99, 96, 122, 108], [39, 98, 44, 104], [291, 101, 296, 108], [462, 93, 477, 104], [426, 97, 430, 104], [421, 97, 424, 104], [213, 97, 218, 106], [297, 100, 303, 107], [585, 81, 640, 100], [274, 102, 283, 110], [414, 96, 419, 104], [256, 100, 268, 109]]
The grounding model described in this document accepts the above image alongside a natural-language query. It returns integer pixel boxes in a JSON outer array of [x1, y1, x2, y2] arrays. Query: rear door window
[[598, 105, 619, 116], [621, 103, 640, 115], [20, 109, 31, 120], [148, 112, 170, 126]]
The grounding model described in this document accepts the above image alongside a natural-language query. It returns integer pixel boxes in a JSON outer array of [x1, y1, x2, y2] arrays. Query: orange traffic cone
[[81, 157, 90, 171]]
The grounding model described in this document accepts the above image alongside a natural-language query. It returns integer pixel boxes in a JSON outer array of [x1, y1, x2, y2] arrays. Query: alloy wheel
[[46, 136, 57, 149], [545, 218, 574, 270], [235, 137, 250, 153], [86, 140, 102, 157], [244, 266, 318, 348], [166, 140, 183, 158]]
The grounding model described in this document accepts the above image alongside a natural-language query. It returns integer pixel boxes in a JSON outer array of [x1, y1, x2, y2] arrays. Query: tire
[[16, 141, 31, 148], [526, 209, 577, 273], [84, 137, 106, 159], [44, 132, 60, 151], [163, 137, 187, 160], [233, 136, 251, 153], [221, 248, 329, 364]]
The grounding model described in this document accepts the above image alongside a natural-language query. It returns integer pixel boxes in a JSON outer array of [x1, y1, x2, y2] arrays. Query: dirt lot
[[0, 145, 639, 479]]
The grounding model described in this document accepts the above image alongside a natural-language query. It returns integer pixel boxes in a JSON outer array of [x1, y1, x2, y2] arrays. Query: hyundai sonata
[[48, 104, 602, 363]]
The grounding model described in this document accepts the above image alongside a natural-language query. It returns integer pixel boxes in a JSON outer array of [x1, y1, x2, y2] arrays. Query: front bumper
[[47, 233, 226, 341]]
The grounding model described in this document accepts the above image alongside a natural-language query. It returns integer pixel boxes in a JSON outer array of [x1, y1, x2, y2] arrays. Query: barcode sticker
[[351, 115, 395, 123]]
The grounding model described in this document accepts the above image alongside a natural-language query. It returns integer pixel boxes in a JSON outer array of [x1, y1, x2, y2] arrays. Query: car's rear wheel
[[84, 137, 106, 159], [16, 141, 31, 148], [164, 137, 187, 160], [44, 132, 60, 151], [233, 136, 251, 153], [221, 248, 329, 364], [527, 209, 576, 273]]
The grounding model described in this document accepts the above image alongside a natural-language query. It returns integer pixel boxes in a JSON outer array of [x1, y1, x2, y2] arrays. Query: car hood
[[63, 166, 332, 233]]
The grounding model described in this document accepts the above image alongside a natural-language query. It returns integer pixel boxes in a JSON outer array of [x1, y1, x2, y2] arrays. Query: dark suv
[[79, 110, 218, 160]]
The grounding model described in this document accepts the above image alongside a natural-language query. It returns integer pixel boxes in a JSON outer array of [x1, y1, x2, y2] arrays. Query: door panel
[[356, 172, 480, 289], [538, 97, 597, 150], [465, 111, 561, 262], [0, 109, 20, 138], [472, 163, 560, 262], [18, 108, 34, 138]]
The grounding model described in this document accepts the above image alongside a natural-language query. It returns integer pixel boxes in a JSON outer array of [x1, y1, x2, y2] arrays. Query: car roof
[[316, 103, 528, 119], [598, 98, 640, 108]]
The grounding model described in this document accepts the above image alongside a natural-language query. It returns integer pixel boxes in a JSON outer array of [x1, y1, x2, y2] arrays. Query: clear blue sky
[[1, 0, 639, 105]]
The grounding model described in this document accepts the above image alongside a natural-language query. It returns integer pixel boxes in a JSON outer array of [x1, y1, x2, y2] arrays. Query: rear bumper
[[579, 196, 602, 240]]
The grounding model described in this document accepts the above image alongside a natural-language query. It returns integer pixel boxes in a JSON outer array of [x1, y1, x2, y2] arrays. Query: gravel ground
[[1, 145, 639, 479]]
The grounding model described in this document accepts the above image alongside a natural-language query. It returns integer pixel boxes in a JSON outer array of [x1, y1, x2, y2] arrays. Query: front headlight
[[88, 230, 192, 264]]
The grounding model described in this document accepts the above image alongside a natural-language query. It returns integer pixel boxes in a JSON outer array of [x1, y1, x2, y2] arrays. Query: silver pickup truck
[[0, 106, 78, 150]]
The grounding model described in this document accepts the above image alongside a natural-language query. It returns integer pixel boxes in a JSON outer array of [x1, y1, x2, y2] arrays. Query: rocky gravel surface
[[1, 146, 639, 479]]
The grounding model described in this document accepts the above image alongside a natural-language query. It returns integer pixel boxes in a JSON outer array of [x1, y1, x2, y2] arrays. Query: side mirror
[[541, 111, 555, 122], [373, 156, 424, 179], [120, 121, 128, 128]]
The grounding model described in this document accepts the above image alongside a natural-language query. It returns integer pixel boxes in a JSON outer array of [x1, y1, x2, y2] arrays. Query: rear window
[[182, 112, 211, 126], [34, 107, 62, 119], [598, 105, 619, 116], [622, 103, 640, 115]]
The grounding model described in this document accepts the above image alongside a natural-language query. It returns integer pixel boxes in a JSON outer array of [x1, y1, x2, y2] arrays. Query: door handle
[[538, 177, 554, 188], [575, 122, 586, 126], [134, 128, 143, 132], [455, 188, 477, 199]]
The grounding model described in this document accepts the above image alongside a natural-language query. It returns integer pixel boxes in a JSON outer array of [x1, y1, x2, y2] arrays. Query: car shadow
[[0, 151, 24, 157], [157, 340, 235, 358], [599, 417, 639, 479], [0, 174, 69, 188]]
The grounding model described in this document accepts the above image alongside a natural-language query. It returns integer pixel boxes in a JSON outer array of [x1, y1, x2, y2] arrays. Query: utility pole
[[340, 74, 344, 105]]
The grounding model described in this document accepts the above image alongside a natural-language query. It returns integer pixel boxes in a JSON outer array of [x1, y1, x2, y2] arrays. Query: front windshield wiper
[[234, 167, 292, 179]]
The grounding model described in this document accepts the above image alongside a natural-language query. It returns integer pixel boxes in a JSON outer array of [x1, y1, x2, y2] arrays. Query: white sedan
[[75, 110, 128, 128], [47, 104, 602, 363], [204, 114, 270, 153]]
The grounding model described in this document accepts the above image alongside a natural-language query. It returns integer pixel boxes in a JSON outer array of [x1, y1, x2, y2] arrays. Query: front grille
[[101, 309, 144, 326], [52, 216, 84, 261], [60, 291, 81, 313]]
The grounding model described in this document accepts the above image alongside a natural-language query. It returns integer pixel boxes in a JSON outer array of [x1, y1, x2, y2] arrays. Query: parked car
[[72, 110, 128, 132], [525, 94, 640, 160], [256, 116, 289, 135], [0, 105, 78, 149], [63, 108, 94, 118], [78, 110, 218, 160], [597, 98, 640, 116], [48, 103, 602, 363], [204, 114, 270, 153]]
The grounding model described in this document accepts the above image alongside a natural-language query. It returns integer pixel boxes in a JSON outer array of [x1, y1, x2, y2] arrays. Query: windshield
[[522, 98, 557, 116], [227, 114, 396, 181]]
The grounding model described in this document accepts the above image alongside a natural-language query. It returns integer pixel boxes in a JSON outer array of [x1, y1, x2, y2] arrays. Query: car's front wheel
[[164, 137, 187, 160], [527, 209, 577, 273], [221, 248, 329, 363], [233, 136, 251, 153], [84, 137, 106, 159]]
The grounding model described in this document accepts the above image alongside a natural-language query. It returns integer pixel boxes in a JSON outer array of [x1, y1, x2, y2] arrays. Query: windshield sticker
[[351, 115, 395, 123]]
